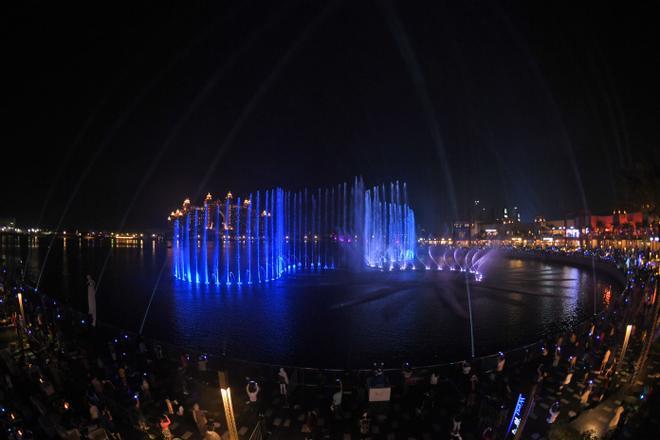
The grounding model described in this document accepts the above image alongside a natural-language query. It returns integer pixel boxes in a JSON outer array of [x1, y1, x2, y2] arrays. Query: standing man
[[86, 274, 97, 327], [331, 379, 343, 417], [278, 368, 289, 400]]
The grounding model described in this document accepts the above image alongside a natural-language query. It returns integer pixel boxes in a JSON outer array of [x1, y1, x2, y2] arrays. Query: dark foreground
[[0, 250, 658, 440]]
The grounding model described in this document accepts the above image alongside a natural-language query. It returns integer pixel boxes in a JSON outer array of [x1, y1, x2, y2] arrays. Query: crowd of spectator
[[0, 245, 657, 439]]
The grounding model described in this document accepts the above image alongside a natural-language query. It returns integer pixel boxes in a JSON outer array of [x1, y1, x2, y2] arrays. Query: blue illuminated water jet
[[170, 178, 419, 287], [202, 194, 209, 284], [235, 197, 241, 285]]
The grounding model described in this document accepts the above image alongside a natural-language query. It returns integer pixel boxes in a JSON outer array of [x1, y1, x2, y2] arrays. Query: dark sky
[[2, 1, 658, 232]]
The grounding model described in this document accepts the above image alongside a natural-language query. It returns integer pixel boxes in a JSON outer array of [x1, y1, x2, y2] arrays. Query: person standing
[[278, 368, 289, 404], [496, 353, 506, 373], [580, 382, 593, 405], [86, 274, 97, 327], [402, 362, 414, 395], [141, 376, 151, 401], [100, 406, 115, 433], [165, 397, 174, 415], [118, 365, 128, 388], [546, 401, 560, 423], [536, 363, 547, 384], [246, 380, 260, 407], [331, 379, 343, 417], [192, 403, 208, 435], [450, 414, 463, 439], [89, 403, 99, 423], [607, 405, 624, 432], [160, 414, 172, 440], [467, 372, 479, 408], [302, 410, 318, 437], [559, 368, 574, 391], [358, 412, 370, 437], [481, 427, 494, 440], [599, 348, 611, 373], [553, 346, 561, 368], [604, 357, 618, 377]]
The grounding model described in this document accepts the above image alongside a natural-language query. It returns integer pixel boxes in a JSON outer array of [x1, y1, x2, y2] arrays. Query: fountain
[[170, 177, 418, 286]]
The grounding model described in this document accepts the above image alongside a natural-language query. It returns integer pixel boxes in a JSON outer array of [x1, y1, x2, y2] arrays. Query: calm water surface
[[1, 235, 617, 368]]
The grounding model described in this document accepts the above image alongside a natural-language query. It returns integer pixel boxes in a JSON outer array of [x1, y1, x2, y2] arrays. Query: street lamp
[[218, 371, 239, 440]]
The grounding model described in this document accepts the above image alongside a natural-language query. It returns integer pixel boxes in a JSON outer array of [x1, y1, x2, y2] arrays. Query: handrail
[[6, 246, 641, 377], [17, 279, 626, 377]]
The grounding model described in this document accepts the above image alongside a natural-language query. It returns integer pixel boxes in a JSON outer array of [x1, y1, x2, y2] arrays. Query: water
[[1, 235, 617, 368], [170, 178, 417, 287]]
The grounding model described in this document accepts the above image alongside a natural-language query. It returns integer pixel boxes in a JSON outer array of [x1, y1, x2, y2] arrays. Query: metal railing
[[247, 418, 265, 440], [2, 246, 640, 391], [9, 279, 626, 393]]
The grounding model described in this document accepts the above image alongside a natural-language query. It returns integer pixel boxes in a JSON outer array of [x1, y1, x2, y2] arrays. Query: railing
[[4, 244, 642, 390], [247, 418, 265, 440], [3, 255, 643, 440], [12, 278, 625, 392]]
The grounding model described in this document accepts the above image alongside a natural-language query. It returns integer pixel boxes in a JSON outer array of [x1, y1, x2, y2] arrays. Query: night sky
[[3, 1, 658, 233]]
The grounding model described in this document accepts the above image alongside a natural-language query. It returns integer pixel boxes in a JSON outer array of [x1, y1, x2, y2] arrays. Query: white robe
[[87, 279, 97, 326]]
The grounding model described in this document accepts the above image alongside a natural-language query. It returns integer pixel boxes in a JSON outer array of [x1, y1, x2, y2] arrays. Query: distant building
[[440, 204, 657, 250], [0, 218, 16, 228], [0, 218, 17, 232], [512, 206, 521, 223], [452, 221, 472, 241]]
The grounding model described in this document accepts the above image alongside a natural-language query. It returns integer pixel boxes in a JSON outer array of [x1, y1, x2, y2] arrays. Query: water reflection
[[2, 237, 618, 367]]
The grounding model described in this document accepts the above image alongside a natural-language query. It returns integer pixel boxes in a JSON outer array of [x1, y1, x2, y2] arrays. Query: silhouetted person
[[205, 422, 222, 440], [192, 403, 208, 435], [331, 379, 343, 416], [450, 414, 463, 439], [160, 414, 172, 439], [246, 380, 260, 405], [86, 274, 97, 326], [546, 401, 560, 423], [278, 367, 289, 396], [359, 412, 370, 437]]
